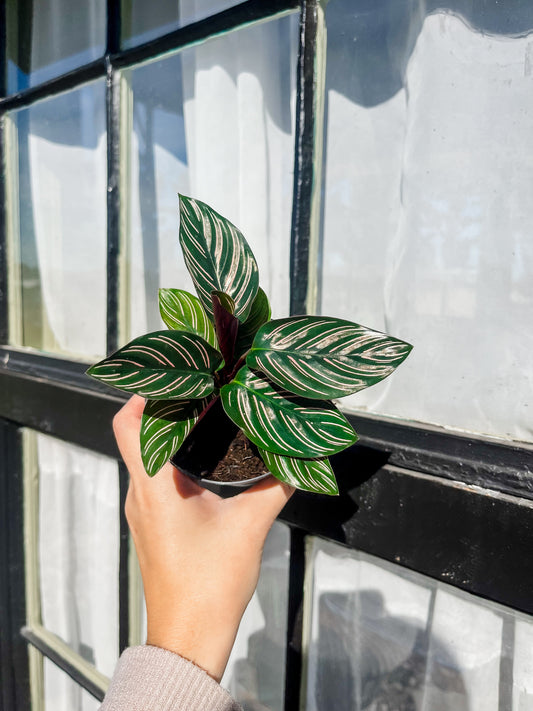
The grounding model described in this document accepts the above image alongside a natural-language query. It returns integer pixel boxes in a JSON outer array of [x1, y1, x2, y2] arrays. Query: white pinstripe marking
[[128, 345, 174, 367]]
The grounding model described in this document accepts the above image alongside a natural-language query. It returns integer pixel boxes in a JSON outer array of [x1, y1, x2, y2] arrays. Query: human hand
[[113, 396, 294, 682]]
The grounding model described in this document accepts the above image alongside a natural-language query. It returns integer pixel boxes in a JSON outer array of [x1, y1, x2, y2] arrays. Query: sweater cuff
[[100, 645, 241, 711]]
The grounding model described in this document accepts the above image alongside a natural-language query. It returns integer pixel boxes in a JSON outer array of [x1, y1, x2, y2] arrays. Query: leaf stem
[[227, 354, 247, 382]]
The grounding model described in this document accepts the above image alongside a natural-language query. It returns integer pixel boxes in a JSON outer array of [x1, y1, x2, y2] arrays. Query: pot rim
[[184, 469, 271, 488]]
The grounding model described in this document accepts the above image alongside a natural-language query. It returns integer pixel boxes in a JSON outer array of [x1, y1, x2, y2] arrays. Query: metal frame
[[289, 0, 324, 316], [20, 626, 108, 701], [283, 527, 307, 710], [0, 422, 31, 710], [1, 0, 532, 709], [0, 114, 7, 343], [118, 462, 131, 654], [106, 57, 122, 356], [281, 464, 533, 615]]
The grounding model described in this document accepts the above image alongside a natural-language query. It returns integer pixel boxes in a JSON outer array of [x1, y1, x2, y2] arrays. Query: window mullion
[[106, 59, 121, 355], [21, 626, 108, 702], [21, 430, 45, 710], [110, 0, 299, 69], [0, 115, 8, 343], [107, 0, 121, 55], [0, 421, 31, 711], [0, 0, 6, 99], [283, 526, 307, 711], [289, 0, 326, 316], [118, 462, 131, 653]]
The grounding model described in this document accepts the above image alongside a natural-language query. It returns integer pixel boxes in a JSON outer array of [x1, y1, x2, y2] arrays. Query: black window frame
[[1, 1, 532, 709]]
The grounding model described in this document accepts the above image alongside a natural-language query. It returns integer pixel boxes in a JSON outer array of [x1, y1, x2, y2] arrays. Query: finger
[[113, 395, 148, 485], [113, 395, 145, 445], [118, 393, 145, 419]]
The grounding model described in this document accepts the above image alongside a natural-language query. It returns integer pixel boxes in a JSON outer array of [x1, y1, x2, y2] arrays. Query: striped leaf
[[159, 288, 217, 349], [258, 448, 339, 495], [179, 195, 259, 321], [211, 290, 235, 316], [247, 316, 413, 400], [235, 287, 271, 358], [141, 398, 210, 476], [87, 330, 222, 400], [220, 366, 357, 458]]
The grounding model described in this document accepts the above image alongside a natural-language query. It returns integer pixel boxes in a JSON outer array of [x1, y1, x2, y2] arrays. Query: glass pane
[[222, 521, 290, 711], [124, 13, 298, 340], [304, 537, 533, 711], [36, 433, 120, 678], [43, 658, 101, 711], [121, 0, 241, 48], [320, 0, 533, 443], [6, 81, 107, 359], [6, 0, 106, 93]]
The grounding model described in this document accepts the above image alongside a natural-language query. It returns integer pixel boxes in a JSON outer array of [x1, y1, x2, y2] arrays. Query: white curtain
[[127, 12, 298, 339], [27, 80, 108, 358], [321, 8, 533, 444], [28, 0, 106, 86], [37, 434, 119, 710], [180, 14, 297, 319]]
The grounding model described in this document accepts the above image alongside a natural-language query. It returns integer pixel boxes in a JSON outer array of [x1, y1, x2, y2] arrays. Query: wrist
[[146, 611, 240, 682]]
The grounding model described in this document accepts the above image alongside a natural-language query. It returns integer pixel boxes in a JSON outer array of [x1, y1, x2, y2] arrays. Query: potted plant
[[87, 196, 412, 495]]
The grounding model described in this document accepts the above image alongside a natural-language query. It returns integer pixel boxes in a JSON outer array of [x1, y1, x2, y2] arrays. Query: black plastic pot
[[170, 398, 270, 498]]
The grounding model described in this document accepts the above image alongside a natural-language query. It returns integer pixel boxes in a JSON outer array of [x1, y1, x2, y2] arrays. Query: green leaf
[[247, 316, 413, 399], [258, 448, 339, 495], [140, 398, 210, 476], [87, 330, 222, 400], [220, 366, 357, 458], [179, 195, 259, 322], [211, 290, 235, 316], [235, 287, 271, 358], [159, 288, 217, 349]]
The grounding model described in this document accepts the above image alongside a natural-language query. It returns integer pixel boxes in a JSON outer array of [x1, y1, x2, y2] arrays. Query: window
[[6, 0, 106, 91], [6, 82, 108, 358], [1, 2, 532, 710], [319, 1, 533, 443], [22, 432, 119, 709], [304, 538, 533, 711]]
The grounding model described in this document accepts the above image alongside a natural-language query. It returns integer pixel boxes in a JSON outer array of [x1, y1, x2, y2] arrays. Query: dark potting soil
[[209, 430, 268, 482]]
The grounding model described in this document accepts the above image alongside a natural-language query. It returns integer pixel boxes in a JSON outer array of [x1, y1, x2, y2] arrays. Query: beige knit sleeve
[[99, 646, 242, 711]]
